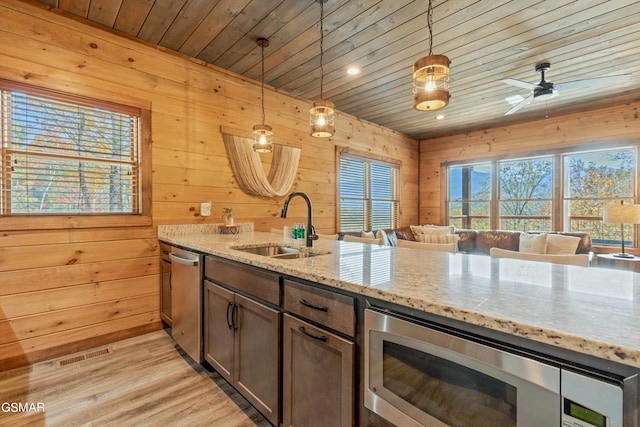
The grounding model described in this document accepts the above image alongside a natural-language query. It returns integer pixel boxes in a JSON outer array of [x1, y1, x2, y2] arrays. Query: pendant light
[[413, 0, 450, 111], [310, 0, 335, 138], [253, 38, 273, 153]]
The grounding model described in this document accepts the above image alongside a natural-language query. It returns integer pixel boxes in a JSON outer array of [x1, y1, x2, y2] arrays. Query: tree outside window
[[447, 146, 637, 248], [499, 157, 552, 231], [448, 163, 491, 229], [564, 149, 635, 244], [1, 85, 140, 216]]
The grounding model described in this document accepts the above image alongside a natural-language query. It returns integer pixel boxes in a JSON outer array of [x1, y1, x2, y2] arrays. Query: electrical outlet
[[200, 201, 211, 217]]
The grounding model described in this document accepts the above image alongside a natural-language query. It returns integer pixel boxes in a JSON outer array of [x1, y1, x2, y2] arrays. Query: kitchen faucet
[[280, 192, 318, 247]]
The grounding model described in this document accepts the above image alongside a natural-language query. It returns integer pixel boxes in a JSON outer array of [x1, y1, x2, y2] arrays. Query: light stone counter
[[158, 227, 640, 369]]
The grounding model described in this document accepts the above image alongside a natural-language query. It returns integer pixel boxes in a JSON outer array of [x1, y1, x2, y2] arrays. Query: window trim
[[0, 79, 151, 231], [336, 147, 401, 232]]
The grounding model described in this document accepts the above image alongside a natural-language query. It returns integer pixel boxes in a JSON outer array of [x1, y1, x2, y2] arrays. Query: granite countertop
[[159, 227, 640, 368]]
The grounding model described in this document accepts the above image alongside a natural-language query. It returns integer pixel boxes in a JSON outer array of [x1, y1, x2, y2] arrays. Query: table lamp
[[603, 200, 640, 258]]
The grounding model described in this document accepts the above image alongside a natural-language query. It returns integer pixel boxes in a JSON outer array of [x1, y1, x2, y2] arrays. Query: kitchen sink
[[234, 244, 300, 256], [230, 244, 328, 259], [270, 251, 320, 259]]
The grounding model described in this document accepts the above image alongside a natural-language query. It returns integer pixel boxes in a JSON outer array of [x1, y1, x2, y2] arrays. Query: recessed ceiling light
[[347, 67, 360, 75], [435, 114, 445, 120]]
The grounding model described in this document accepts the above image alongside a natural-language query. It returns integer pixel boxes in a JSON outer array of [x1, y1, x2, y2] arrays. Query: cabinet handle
[[231, 303, 239, 331], [299, 298, 328, 312], [298, 326, 327, 342], [226, 302, 233, 329]]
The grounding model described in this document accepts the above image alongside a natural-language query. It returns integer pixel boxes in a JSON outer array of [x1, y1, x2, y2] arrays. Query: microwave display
[[383, 340, 517, 427], [565, 398, 606, 427]]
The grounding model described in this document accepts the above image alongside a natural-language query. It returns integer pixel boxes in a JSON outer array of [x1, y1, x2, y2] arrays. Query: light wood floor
[[0, 329, 271, 427]]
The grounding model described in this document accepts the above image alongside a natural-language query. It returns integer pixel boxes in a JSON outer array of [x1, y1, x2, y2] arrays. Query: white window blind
[[338, 154, 399, 232], [0, 82, 141, 215]]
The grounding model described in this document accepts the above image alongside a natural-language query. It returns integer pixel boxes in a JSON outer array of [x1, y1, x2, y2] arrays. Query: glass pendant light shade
[[413, 54, 450, 111], [253, 123, 273, 153], [310, 99, 335, 138]]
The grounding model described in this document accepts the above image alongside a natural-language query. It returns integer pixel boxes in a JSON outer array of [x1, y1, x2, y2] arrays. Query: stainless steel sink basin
[[230, 244, 328, 259], [234, 244, 301, 256], [271, 251, 320, 259]]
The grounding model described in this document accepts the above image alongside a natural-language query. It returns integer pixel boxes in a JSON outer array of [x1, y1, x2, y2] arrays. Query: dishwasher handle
[[169, 252, 200, 266]]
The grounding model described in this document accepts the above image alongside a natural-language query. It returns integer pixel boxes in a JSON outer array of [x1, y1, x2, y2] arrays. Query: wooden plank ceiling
[[33, 0, 640, 140]]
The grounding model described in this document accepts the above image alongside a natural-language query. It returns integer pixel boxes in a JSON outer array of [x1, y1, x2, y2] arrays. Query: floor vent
[[56, 347, 113, 368]]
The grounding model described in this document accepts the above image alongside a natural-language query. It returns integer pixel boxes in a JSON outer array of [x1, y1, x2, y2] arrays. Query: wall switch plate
[[200, 201, 211, 217]]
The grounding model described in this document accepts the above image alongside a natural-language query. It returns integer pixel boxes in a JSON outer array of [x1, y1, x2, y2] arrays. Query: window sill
[[0, 214, 153, 231]]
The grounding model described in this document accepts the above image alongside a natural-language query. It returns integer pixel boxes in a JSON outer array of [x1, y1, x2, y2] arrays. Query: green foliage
[[449, 149, 635, 243], [3, 91, 136, 214]]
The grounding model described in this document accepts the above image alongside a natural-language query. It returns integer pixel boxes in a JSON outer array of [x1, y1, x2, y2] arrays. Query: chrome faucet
[[280, 192, 318, 247]]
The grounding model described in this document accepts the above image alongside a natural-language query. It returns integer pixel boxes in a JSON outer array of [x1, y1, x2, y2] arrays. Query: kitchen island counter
[[159, 228, 640, 368]]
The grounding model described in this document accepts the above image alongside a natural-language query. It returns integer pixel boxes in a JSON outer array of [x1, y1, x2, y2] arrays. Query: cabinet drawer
[[284, 279, 355, 337], [205, 257, 281, 306]]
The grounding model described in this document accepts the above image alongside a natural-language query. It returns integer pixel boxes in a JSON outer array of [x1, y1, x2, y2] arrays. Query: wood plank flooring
[[0, 330, 271, 427]]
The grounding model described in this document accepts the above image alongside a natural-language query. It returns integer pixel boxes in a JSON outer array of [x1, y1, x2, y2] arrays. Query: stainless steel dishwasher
[[168, 247, 203, 362]]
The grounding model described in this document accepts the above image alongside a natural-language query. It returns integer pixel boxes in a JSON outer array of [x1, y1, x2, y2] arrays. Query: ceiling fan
[[501, 62, 631, 115]]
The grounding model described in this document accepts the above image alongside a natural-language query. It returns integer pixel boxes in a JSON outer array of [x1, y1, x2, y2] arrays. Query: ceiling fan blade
[[501, 78, 538, 90], [554, 74, 631, 91], [505, 94, 534, 115]]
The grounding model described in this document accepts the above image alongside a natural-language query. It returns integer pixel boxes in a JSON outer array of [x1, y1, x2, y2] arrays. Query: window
[[0, 80, 147, 224], [564, 148, 635, 244], [498, 157, 553, 231], [338, 152, 399, 232], [446, 146, 638, 248], [448, 163, 492, 229]]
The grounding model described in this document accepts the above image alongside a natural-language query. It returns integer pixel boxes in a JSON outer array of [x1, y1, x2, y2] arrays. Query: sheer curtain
[[222, 133, 300, 198]]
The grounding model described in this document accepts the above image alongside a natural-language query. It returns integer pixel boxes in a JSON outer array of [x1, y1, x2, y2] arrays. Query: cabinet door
[[204, 280, 235, 384], [283, 314, 354, 427], [234, 293, 280, 426]]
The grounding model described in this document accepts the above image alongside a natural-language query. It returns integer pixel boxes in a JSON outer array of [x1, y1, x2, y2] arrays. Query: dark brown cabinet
[[282, 280, 355, 427], [203, 258, 281, 427]]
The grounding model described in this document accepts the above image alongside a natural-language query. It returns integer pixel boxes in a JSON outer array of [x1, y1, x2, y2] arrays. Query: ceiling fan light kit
[[413, 0, 450, 111], [310, 0, 335, 138]]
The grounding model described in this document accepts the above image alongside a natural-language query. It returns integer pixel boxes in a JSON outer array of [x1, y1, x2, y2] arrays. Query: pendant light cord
[[427, 0, 433, 56], [319, 0, 325, 99], [260, 42, 266, 125]]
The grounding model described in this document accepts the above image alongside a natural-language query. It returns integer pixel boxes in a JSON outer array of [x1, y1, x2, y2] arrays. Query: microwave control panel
[[562, 398, 607, 427]]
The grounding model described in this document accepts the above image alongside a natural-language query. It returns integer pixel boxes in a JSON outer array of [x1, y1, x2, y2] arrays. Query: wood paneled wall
[[419, 101, 640, 227], [0, 0, 418, 369]]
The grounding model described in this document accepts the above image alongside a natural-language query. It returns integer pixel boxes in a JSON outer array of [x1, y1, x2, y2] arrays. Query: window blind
[[0, 84, 140, 215], [338, 154, 399, 232]]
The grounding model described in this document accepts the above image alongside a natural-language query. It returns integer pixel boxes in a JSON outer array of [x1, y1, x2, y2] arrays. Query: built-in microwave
[[364, 307, 639, 427]]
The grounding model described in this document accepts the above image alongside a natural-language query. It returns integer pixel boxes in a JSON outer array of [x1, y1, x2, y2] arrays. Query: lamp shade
[[310, 100, 335, 138], [253, 123, 273, 153], [413, 54, 450, 111], [603, 203, 640, 224]]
